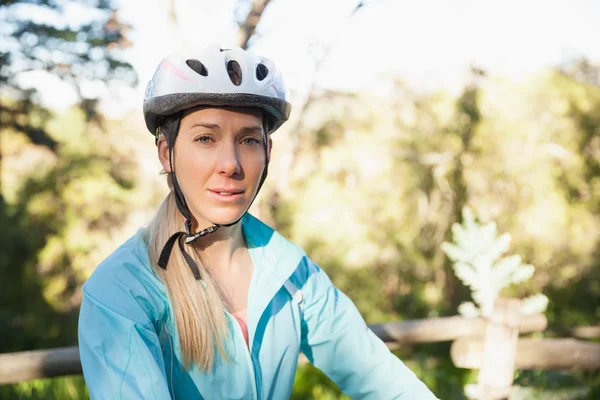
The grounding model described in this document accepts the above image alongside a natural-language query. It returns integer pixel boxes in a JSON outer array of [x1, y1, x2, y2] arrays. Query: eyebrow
[[189, 123, 263, 135], [190, 123, 220, 130]]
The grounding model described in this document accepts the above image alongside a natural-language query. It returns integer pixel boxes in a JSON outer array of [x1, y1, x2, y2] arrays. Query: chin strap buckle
[[184, 224, 219, 244]]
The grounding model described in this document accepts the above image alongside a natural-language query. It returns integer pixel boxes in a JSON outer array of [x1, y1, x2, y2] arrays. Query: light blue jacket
[[78, 214, 438, 399]]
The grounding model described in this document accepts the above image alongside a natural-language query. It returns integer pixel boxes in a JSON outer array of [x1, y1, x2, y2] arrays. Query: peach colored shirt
[[232, 309, 249, 348]]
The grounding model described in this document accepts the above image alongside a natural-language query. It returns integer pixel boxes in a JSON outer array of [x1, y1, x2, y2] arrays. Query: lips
[[209, 188, 245, 195], [208, 188, 245, 202]]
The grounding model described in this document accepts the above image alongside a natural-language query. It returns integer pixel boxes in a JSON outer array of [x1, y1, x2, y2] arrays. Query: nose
[[217, 140, 241, 177]]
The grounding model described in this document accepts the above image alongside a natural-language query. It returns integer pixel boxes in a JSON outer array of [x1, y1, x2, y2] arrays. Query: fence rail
[[0, 347, 81, 385], [1, 310, 599, 393], [451, 337, 600, 370], [368, 312, 548, 343]]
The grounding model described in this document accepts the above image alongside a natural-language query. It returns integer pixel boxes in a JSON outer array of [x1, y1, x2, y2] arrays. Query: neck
[[192, 220, 246, 271]]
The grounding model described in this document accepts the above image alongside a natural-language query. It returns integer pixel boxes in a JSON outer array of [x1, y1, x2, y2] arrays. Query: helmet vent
[[186, 59, 208, 76], [227, 60, 243, 86], [256, 63, 269, 81]]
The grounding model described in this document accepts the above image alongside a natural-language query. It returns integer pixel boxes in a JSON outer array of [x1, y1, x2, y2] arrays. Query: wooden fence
[[1, 297, 598, 399]]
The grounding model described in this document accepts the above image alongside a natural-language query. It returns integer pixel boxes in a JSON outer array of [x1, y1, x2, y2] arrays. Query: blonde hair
[[146, 175, 230, 371]]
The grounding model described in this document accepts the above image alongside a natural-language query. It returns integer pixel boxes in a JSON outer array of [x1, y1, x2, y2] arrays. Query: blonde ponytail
[[146, 177, 230, 371]]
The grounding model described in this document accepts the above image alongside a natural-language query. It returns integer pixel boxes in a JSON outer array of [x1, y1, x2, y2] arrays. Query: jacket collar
[[242, 213, 306, 336]]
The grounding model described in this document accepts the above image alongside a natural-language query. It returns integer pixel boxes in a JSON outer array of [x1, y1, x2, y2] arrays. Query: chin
[[202, 207, 247, 227]]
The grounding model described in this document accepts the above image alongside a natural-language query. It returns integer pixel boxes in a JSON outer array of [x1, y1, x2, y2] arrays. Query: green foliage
[[291, 364, 350, 400], [0, 0, 146, 374], [511, 369, 600, 399], [0, 376, 87, 400], [0, 105, 147, 353]]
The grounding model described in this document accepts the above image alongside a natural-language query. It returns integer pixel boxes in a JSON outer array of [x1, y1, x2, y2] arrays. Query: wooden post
[[478, 298, 521, 400]]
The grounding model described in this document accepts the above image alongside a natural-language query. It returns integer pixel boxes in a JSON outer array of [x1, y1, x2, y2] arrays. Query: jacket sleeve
[[299, 261, 439, 400], [78, 285, 172, 400]]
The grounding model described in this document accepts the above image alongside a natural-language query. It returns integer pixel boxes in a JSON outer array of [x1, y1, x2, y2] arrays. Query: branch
[[11, 122, 59, 153], [452, 337, 600, 370], [166, 0, 178, 27], [236, 0, 272, 50]]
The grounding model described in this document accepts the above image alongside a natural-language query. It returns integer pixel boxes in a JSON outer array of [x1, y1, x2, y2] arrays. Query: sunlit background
[[1, 0, 599, 398]]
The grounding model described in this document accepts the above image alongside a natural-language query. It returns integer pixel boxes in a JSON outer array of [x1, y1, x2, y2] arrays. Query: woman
[[78, 44, 438, 399]]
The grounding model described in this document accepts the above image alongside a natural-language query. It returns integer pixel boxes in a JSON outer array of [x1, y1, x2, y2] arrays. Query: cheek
[[241, 151, 267, 178], [173, 146, 213, 187]]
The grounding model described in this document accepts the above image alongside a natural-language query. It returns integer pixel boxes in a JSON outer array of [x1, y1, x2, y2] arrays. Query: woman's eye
[[195, 135, 212, 144], [242, 137, 261, 146]]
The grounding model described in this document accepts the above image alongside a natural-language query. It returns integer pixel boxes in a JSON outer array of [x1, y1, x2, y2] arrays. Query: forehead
[[181, 106, 263, 125]]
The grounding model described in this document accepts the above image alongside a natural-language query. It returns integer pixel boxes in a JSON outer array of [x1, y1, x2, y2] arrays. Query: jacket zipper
[[229, 312, 258, 400]]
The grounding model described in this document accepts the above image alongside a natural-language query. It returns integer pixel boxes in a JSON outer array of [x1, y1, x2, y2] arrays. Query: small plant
[[441, 207, 548, 317]]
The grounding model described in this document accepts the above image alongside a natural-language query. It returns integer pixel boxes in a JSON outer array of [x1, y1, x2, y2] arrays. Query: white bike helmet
[[143, 43, 291, 136]]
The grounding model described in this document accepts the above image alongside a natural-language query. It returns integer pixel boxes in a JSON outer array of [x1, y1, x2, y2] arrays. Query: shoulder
[[81, 228, 169, 324]]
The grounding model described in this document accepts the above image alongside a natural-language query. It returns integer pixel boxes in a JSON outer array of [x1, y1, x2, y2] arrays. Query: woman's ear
[[157, 135, 172, 172]]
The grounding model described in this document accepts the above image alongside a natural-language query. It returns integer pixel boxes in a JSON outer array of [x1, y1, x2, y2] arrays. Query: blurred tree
[[0, 0, 135, 196], [276, 63, 600, 397], [560, 57, 600, 88], [0, 107, 152, 398], [0, 1, 139, 398]]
